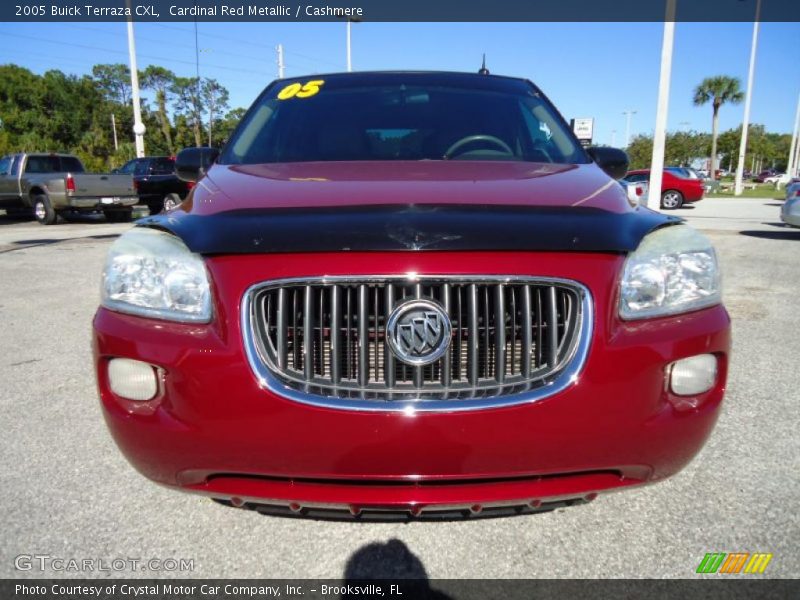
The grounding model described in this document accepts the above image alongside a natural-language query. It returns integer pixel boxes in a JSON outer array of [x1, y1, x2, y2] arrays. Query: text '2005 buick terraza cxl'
[[93, 71, 730, 520]]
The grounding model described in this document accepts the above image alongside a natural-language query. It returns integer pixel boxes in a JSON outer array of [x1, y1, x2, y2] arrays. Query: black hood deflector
[[136, 204, 681, 255]]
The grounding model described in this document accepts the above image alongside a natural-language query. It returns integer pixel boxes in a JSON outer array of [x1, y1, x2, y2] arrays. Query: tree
[[91, 64, 131, 105], [141, 65, 176, 154], [626, 134, 654, 170], [202, 78, 230, 147], [215, 107, 246, 146], [693, 76, 744, 180], [172, 76, 204, 147]]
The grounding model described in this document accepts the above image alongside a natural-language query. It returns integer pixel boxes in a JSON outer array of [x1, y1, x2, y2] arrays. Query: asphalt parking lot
[[0, 198, 797, 579]]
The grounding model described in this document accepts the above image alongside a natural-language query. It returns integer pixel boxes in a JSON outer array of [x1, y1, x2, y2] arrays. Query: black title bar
[[3, 0, 799, 22], [3, 579, 799, 600]]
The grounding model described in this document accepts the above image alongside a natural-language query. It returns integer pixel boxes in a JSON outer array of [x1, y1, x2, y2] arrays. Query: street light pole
[[734, 0, 761, 195], [125, 3, 145, 157], [786, 89, 800, 178], [646, 0, 677, 212], [276, 43, 285, 79], [346, 20, 352, 72], [623, 109, 637, 147]]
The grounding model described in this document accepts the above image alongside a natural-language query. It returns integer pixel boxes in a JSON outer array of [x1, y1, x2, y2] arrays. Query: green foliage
[[693, 76, 745, 110], [92, 63, 131, 105], [625, 126, 791, 172], [0, 63, 243, 168]]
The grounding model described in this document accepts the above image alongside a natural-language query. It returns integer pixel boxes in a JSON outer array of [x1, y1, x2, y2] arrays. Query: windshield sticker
[[277, 80, 325, 100]]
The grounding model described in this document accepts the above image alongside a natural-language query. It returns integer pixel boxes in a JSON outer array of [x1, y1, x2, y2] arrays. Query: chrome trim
[[241, 275, 594, 413]]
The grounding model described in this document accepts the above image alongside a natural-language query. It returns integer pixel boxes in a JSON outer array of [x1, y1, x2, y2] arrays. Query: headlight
[[619, 225, 721, 320], [101, 228, 212, 322]]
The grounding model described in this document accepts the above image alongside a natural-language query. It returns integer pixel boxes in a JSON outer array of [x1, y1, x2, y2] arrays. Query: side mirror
[[176, 147, 220, 183], [586, 146, 629, 180]]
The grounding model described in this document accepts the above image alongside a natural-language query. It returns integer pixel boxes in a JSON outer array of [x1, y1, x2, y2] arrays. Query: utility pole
[[646, 0, 676, 211], [735, 0, 761, 195], [341, 17, 361, 72], [276, 43, 285, 79], [786, 89, 800, 179], [111, 113, 118, 151], [611, 129, 617, 147], [346, 20, 352, 71], [125, 1, 145, 157], [622, 109, 637, 147], [793, 136, 800, 178]]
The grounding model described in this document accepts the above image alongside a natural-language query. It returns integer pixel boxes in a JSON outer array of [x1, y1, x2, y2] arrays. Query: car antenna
[[478, 54, 490, 75]]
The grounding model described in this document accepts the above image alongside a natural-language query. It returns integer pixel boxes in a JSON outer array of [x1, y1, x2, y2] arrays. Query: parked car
[[625, 168, 705, 209], [114, 156, 193, 214], [619, 178, 648, 206], [665, 166, 700, 180], [93, 71, 729, 519], [753, 169, 781, 183], [0, 153, 136, 224], [784, 179, 800, 200], [781, 189, 800, 227], [665, 166, 718, 193]]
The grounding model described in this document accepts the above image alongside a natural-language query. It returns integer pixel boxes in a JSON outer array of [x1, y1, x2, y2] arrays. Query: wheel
[[162, 193, 182, 212], [32, 194, 58, 225], [661, 190, 684, 209], [104, 209, 133, 223]]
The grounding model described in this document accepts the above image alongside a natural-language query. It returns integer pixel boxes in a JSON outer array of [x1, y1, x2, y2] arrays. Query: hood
[[183, 160, 632, 215], [136, 161, 680, 255]]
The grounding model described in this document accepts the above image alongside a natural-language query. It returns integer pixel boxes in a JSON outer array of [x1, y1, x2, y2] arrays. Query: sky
[[1, 20, 798, 147]]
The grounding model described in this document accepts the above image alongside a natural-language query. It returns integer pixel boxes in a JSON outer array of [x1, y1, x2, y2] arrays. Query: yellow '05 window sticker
[[277, 80, 325, 100]]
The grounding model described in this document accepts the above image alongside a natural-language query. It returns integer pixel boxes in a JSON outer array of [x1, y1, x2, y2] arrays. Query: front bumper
[[93, 251, 730, 516], [70, 196, 138, 209]]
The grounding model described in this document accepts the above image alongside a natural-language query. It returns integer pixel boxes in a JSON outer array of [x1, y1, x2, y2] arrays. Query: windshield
[[221, 76, 588, 165]]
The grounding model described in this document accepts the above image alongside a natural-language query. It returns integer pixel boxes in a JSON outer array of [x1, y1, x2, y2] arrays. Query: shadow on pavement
[[12, 233, 120, 246], [739, 229, 800, 241], [341, 539, 452, 599], [0, 214, 34, 226]]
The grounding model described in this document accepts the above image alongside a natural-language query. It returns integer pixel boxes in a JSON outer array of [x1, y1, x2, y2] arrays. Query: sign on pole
[[570, 118, 594, 148]]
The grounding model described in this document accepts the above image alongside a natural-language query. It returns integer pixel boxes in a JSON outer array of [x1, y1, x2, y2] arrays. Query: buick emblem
[[386, 299, 452, 366]]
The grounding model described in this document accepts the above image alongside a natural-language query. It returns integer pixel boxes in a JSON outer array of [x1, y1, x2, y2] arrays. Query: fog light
[[108, 358, 158, 401], [669, 354, 717, 397]]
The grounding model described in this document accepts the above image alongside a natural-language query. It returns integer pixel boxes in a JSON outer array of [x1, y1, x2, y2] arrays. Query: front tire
[[162, 193, 182, 212], [661, 190, 684, 209], [32, 194, 58, 225]]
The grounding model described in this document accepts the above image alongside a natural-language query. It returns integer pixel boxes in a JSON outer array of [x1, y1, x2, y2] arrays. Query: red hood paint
[[185, 161, 632, 215]]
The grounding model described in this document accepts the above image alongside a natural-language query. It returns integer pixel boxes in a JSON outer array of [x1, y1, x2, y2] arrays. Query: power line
[[149, 22, 345, 69], [67, 23, 275, 64], [0, 31, 264, 77]]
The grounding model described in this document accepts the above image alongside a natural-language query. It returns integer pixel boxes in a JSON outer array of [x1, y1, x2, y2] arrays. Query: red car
[[93, 72, 730, 520], [625, 169, 705, 209]]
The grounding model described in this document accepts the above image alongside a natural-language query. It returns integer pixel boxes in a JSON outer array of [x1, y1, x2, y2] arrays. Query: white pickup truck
[[0, 153, 137, 225]]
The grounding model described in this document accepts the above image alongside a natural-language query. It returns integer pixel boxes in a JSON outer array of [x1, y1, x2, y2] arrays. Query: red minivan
[[625, 169, 705, 209], [93, 72, 729, 520]]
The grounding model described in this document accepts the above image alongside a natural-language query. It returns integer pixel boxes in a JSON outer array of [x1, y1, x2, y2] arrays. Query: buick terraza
[[93, 72, 730, 519]]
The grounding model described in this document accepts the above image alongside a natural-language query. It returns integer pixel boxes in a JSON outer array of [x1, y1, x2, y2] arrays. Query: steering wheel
[[443, 134, 514, 159]]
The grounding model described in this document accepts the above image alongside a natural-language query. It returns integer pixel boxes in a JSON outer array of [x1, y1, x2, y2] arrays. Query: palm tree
[[693, 76, 744, 180]]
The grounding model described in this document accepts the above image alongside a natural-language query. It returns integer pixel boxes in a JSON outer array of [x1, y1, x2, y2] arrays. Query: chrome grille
[[243, 276, 591, 410]]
